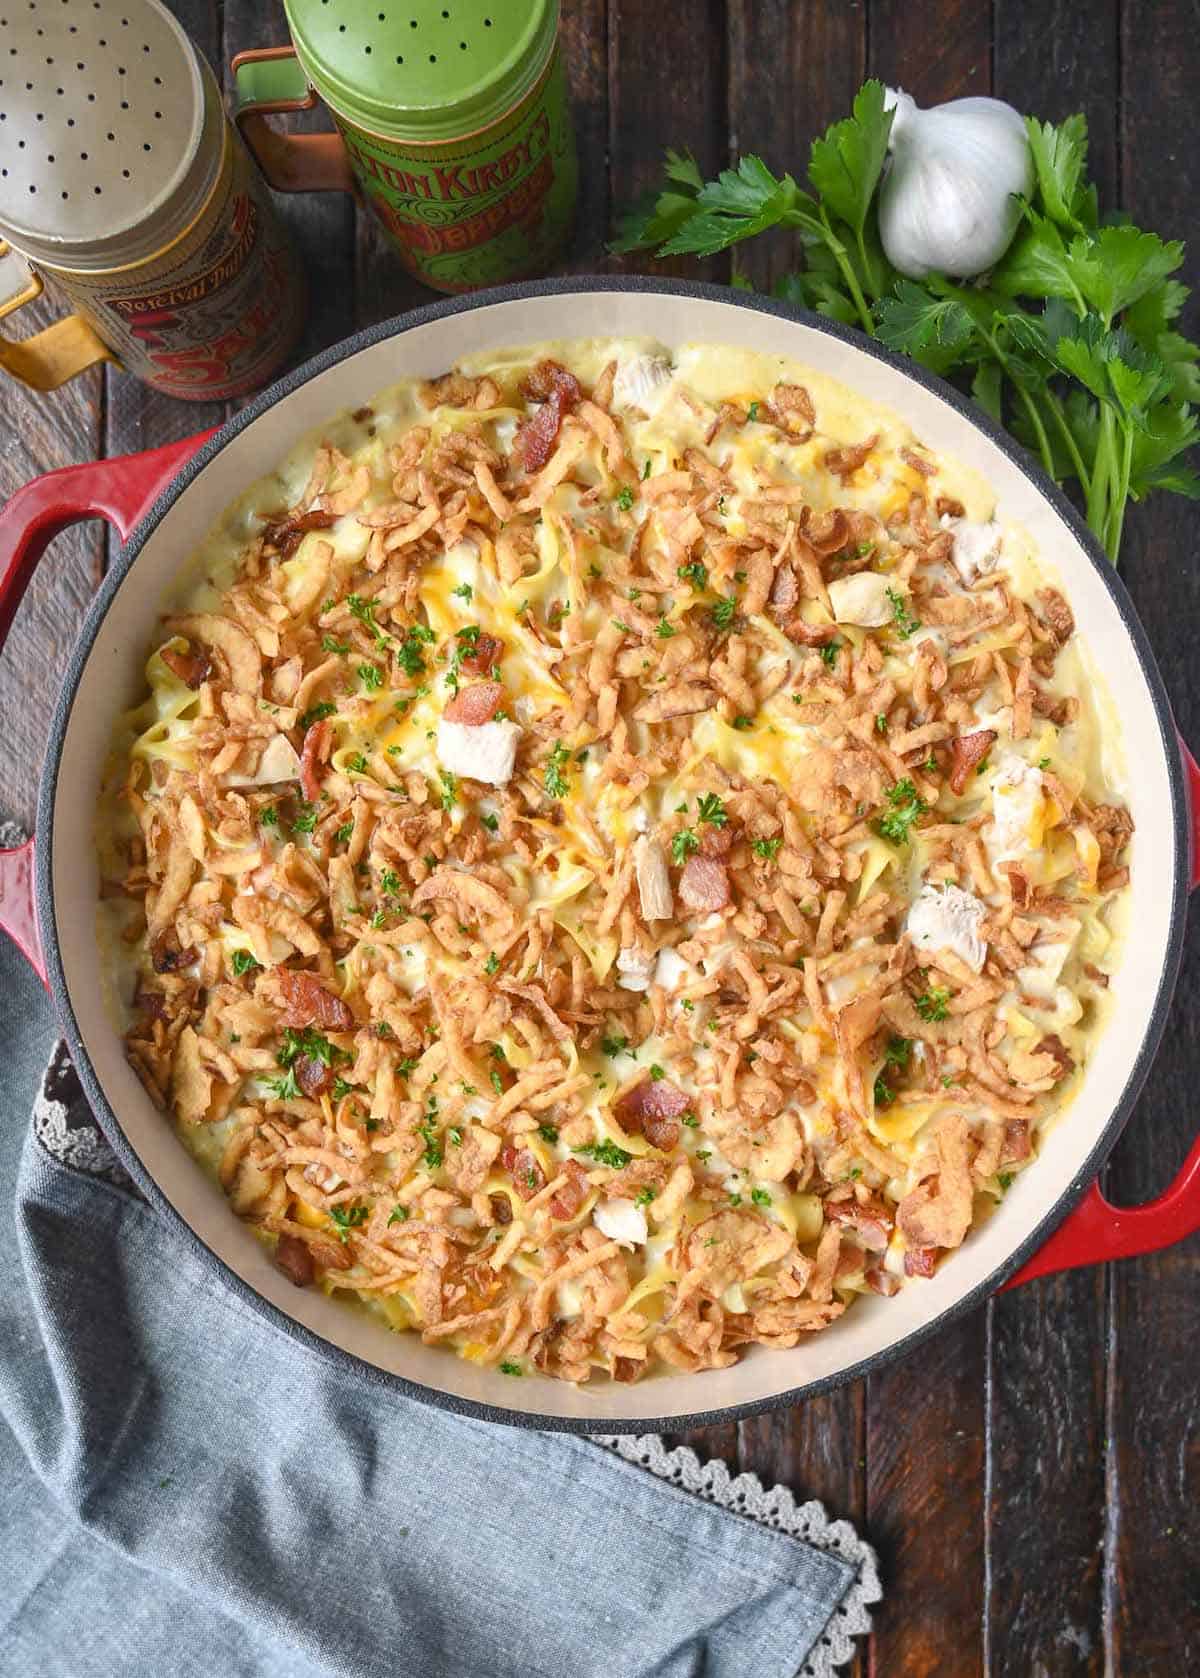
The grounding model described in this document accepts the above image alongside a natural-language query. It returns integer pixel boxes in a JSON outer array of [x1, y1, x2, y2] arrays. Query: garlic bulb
[[878, 88, 1033, 279]]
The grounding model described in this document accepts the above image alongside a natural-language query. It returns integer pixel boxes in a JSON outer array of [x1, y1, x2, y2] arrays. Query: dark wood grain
[[560, 0, 610, 271], [1109, 0, 1200, 1666], [607, 0, 729, 284], [978, 12, 1121, 1673]]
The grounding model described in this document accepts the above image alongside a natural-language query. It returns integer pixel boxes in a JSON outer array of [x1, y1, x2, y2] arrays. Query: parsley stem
[[1106, 421, 1135, 565], [818, 207, 874, 335], [1013, 383, 1056, 483], [1042, 388, 1092, 498]]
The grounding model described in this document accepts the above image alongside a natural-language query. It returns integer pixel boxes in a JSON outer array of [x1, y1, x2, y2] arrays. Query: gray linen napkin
[[0, 906, 878, 1677]]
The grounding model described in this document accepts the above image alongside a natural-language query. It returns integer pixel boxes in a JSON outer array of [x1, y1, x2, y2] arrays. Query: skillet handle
[[0, 431, 215, 983], [1005, 733, 1200, 1286]]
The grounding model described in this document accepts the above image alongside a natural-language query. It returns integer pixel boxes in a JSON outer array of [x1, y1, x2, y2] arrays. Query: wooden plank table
[[2, 3, 1197, 1670]]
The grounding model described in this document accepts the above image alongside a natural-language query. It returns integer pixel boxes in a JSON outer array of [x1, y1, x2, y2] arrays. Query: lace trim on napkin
[[594, 1434, 880, 1676]]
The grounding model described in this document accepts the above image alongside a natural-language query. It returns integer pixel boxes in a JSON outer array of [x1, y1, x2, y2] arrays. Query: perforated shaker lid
[[0, 0, 222, 271], [284, 0, 558, 142]]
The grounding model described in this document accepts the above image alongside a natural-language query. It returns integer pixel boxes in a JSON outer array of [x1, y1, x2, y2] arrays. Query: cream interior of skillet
[[95, 337, 1132, 1386]]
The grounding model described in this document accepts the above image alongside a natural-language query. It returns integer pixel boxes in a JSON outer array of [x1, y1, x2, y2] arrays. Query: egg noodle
[[98, 338, 1132, 1383]]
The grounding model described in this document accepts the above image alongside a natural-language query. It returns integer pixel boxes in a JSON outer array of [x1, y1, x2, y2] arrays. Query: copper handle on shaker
[[0, 240, 116, 392], [231, 47, 355, 195]]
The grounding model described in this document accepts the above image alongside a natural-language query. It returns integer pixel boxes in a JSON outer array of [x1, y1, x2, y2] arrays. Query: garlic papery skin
[[879, 89, 1033, 279]]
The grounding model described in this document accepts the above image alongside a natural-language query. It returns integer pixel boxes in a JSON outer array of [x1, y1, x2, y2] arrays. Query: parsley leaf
[[751, 836, 783, 861], [915, 986, 951, 1023], [886, 586, 922, 638], [231, 949, 260, 977], [329, 1204, 368, 1242], [696, 792, 727, 827], [876, 778, 927, 845], [615, 485, 635, 511], [299, 700, 336, 730], [544, 740, 571, 800], [574, 1139, 633, 1169], [600, 1033, 629, 1057], [677, 558, 709, 590]]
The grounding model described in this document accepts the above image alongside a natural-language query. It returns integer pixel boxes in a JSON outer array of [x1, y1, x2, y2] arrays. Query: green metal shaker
[[232, 0, 577, 294]]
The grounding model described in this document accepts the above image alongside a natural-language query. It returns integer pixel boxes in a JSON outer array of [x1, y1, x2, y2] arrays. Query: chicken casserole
[[98, 338, 1132, 1384]]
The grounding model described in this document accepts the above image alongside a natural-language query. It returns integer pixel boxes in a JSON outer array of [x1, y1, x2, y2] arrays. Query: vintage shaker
[[233, 0, 577, 294], [0, 0, 305, 399]]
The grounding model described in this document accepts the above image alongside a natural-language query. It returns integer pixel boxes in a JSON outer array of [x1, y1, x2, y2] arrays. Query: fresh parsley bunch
[[613, 83, 1199, 564]]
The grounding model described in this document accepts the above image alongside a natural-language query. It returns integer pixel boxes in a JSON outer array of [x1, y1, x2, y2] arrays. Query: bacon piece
[[999, 861, 1031, 909], [515, 360, 582, 472], [501, 1143, 545, 1201], [458, 631, 505, 677], [489, 1192, 513, 1226], [1001, 1118, 1031, 1164], [698, 823, 734, 860], [904, 1246, 938, 1278], [679, 854, 731, 913], [133, 987, 167, 1021], [262, 506, 337, 558], [444, 681, 504, 725], [160, 641, 212, 689], [612, 1355, 645, 1383], [935, 495, 966, 520], [1035, 1033, 1075, 1082], [549, 1158, 590, 1220], [150, 931, 197, 975], [277, 968, 354, 1032], [616, 1077, 688, 1152], [275, 1233, 315, 1288], [866, 1266, 900, 1297], [296, 1055, 334, 1098], [825, 1195, 894, 1253], [299, 718, 332, 804], [949, 728, 997, 795]]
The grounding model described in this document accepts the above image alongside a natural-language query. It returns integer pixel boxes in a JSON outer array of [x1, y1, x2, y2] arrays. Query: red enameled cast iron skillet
[[2, 279, 1199, 1433]]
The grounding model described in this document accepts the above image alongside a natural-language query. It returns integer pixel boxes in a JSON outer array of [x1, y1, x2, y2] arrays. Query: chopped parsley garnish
[[750, 1187, 772, 1207], [231, 949, 260, 977], [346, 752, 368, 773], [292, 801, 320, 834], [642, 458, 652, 479], [347, 593, 390, 649], [260, 805, 279, 827], [490, 1070, 504, 1095], [696, 792, 727, 827], [379, 868, 403, 897], [634, 1186, 658, 1207], [1038, 756, 1051, 769], [711, 595, 737, 631], [751, 836, 783, 861], [418, 1115, 443, 1170], [332, 1077, 356, 1100], [334, 821, 354, 844], [819, 639, 842, 667], [747, 401, 760, 422], [538, 1123, 560, 1143], [447, 1126, 463, 1147], [328, 1204, 369, 1242], [732, 714, 754, 730], [439, 769, 459, 810], [321, 634, 350, 655], [277, 1027, 351, 1071], [480, 811, 500, 833], [544, 740, 571, 800], [680, 1111, 699, 1128], [396, 621, 435, 677], [649, 1063, 666, 1081], [267, 1069, 300, 1101], [728, 1192, 743, 1207], [484, 952, 500, 976], [615, 485, 635, 511], [655, 616, 677, 639], [885, 1036, 913, 1069], [611, 617, 632, 634], [358, 662, 383, 692], [998, 1171, 1015, 1192], [574, 1139, 633, 1169], [451, 583, 473, 602], [677, 559, 708, 590], [915, 986, 951, 1023], [671, 828, 700, 865], [876, 778, 928, 845], [875, 713, 889, 735], [499, 1361, 524, 1376], [600, 1032, 629, 1057], [299, 700, 336, 730], [886, 586, 922, 638], [696, 1149, 712, 1162], [387, 1204, 410, 1225]]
